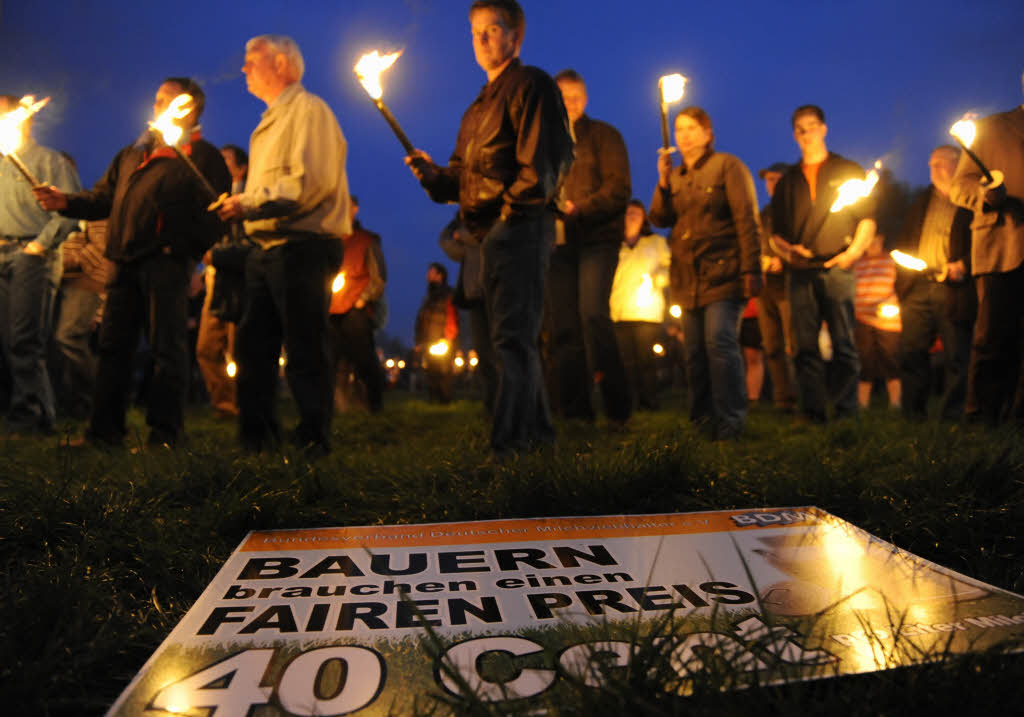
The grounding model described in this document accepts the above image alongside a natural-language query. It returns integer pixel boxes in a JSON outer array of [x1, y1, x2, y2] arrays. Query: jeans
[[483, 215, 555, 455], [545, 239, 632, 421], [196, 267, 237, 415], [329, 307, 383, 412], [788, 267, 859, 421], [898, 280, 971, 420], [88, 253, 191, 445], [614, 321, 663, 410], [236, 237, 343, 453], [53, 285, 103, 419], [681, 298, 746, 438], [0, 246, 58, 433]]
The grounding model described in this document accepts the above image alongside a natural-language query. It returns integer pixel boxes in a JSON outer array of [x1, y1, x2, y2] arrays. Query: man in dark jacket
[[35, 77, 230, 448], [544, 69, 631, 425], [894, 145, 974, 420], [770, 104, 877, 422], [406, 0, 573, 457]]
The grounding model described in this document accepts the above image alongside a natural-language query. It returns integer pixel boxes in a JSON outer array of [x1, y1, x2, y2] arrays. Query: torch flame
[[635, 274, 656, 310], [950, 116, 977, 149], [830, 160, 881, 213], [428, 340, 449, 357], [669, 304, 682, 319], [0, 95, 50, 156], [878, 303, 900, 319], [659, 74, 687, 105], [149, 94, 193, 147], [355, 50, 402, 100], [226, 360, 237, 378], [890, 250, 927, 272], [332, 272, 346, 293]]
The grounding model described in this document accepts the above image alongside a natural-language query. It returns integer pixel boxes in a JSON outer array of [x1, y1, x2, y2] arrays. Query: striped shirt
[[854, 253, 901, 332]]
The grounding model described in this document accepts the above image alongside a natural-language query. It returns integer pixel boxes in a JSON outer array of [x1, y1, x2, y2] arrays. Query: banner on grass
[[108, 507, 1024, 715]]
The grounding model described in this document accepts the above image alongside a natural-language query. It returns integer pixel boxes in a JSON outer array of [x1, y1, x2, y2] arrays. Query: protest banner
[[108, 507, 1024, 715]]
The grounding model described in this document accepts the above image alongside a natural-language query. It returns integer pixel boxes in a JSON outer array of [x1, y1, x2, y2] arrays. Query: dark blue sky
[[2, 0, 1022, 345]]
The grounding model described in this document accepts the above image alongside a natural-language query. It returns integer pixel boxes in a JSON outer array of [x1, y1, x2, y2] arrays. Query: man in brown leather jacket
[[407, 0, 573, 458]]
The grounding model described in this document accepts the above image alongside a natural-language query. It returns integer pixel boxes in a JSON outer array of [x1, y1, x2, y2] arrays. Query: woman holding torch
[[649, 107, 762, 439]]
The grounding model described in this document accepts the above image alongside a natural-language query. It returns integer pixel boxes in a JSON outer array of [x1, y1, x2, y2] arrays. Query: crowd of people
[[2, 0, 1022, 461]]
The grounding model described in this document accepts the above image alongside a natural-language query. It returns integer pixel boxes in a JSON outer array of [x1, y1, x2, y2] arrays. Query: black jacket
[[770, 152, 875, 261], [649, 149, 762, 309], [563, 115, 631, 245], [63, 135, 230, 263], [422, 59, 574, 240]]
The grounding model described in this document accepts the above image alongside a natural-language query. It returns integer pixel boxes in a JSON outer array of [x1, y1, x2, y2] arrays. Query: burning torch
[[831, 160, 882, 213], [355, 51, 420, 161], [0, 96, 50, 187], [657, 74, 687, 150], [949, 115, 997, 185], [149, 94, 226, 208]]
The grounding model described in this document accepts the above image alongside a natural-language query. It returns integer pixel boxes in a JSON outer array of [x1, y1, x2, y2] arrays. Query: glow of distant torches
[[652, 343, 665, 356], [890, 250, 927, 272], [226, 360, 237, 378], [0, 95, 49, 186], [355, 50, 417, 156], [428, 340, 449, 357], [668, 304, 682, 319], [830, 160, 881, 213], [658, 74, 687, 150], [332, 272, 346, 293], [149, 93, 222, 203], [454, 355, 465, 368], [385, 358, 395, 369], [949, 115, 994, 184]]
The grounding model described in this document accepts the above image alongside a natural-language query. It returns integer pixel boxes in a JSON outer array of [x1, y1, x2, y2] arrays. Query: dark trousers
[[236, 238, 343, 452], [482, 215, 555, 455], [88, 253, 190, 445], [467, 301, 498, 414], [545, 239, 631, 422], [614, 321, 663, 410], [328, 306, 383, 412], [53, 285, 103, 419], [788, 266, 859, 421], [899, 280, 971, 420], [756, 274, 796, 409], [968, 266, 1024, 424], [0, 246, 57, 433]]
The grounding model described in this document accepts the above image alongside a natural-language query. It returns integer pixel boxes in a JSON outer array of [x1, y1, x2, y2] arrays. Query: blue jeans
[[0, 246, 57, 433], [788, 267, 859, 421], [681, 298, 746, 438], [54, 285, 103, 418], [482, 215, 555, 455]]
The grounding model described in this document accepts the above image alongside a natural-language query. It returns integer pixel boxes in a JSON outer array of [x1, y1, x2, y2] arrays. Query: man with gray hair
[[218, 35, 350, 456]]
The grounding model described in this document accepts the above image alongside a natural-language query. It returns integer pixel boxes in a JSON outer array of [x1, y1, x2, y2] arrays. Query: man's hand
[[657, 147, 675, 189], [563, 199, 578, 216], [761, 255, 784, 274], [23, 241, 46, 256], [946, 259, 966, 283], [32, 185, 68, 211], [824, 249, 856, 270], [769, 235, 813, 263], [217, 195, 245, 221], [405, 150, 438, 183]]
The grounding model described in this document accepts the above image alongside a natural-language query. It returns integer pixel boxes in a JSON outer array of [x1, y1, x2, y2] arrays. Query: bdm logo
[[730, 510, 814, 528]]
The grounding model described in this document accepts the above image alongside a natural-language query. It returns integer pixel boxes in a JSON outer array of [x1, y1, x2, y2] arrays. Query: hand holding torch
[[0, 96, 50, 187], [149, 94, 226, 209], [657, 74, 687, 150], [949, 116, 995, 184], [355, 50, 427, 173]]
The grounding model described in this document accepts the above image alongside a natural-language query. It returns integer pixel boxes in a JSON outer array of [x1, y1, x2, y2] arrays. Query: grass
[[1, 389, 1023, 715]]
